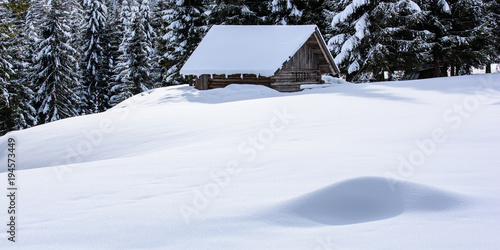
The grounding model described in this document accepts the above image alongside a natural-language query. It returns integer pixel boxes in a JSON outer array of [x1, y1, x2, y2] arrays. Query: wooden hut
[[180, 25, 339, 92]]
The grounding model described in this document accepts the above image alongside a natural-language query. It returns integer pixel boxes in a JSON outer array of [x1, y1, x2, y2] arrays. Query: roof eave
[[313, 29, 340, 76]]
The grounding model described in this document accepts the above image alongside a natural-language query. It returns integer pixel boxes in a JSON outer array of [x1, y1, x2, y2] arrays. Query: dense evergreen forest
[[1, 0, 498, 135]]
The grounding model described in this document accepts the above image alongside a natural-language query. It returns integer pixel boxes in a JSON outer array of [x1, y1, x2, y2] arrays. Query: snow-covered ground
[[1, 74, 500, 249]]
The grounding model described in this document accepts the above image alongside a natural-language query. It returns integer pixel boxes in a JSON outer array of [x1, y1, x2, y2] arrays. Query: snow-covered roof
[[180, 25, 335, 77]]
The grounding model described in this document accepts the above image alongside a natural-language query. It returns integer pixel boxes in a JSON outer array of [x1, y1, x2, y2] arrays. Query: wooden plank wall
[[270, 38, 322, 91], [195, 75, 210, 90], [194, 33, 331, 92], [272, 69, 320, 85], [207, 74, 272, 89], [282, 43, 318, 70]]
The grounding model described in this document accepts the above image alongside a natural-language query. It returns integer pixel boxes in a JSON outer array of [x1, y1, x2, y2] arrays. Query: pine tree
[[110, 0, 132, 105], [0, 0, 14, 133], [25, 0, 45, 43], [80, 0, 110, 113], [0, 0, 14, 88], [269, 0, 302, 25], [152, 0, 171, 86], [106, 0, 123, 90], [367, 0, 432, 79], [487, 0, 500, 72], [10, 0, 36, 131], [30, 0, 81, 124], [139, 0, 159, 87], [110, 0, 154, 106], [208, 0, 264, 25], [0, 0, 35, 134], [245, 0, 271, 24], [160, 0, 208, 85], [445, 0, 494, 75], [299, 0, 332, 35], [67, 0, 84, 63], [411, 0, 494, 76], [329, 0, 433, 81]]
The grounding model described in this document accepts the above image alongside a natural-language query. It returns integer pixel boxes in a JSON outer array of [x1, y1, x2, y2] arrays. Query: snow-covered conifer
[[269, 0, 302, 25], [110, 0, 155, 106], [0, 0, 15, 88], [80, 0, 110, 113], [0, 0, 13, 133], [329, 0, 432, 81], [411, 0, 494, 76], [300, 0, 332, 35], [208, 0, 264, 25], [106, 0, 123, 88], [159, 0, 208, 85], [485, 0, 500, 72], [0, 0, 36, 134], [445, 0, 494, 75], [30, 0, 81, 124]]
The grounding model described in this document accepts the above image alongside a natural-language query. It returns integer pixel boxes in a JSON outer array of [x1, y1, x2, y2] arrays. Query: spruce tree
[[245, 0, 271, 24], [411, 0, 494, 76], [484, 0, 499, 72], [0, 0, 35, 134], [445, 0, 494, 75], [80, 0, 110, 113], [110, 0, 132, 106], [160, 0, 208, 85], [208, 0, 263, 25], [66, 0, 84, 63], [367, 0, 432, 79], [0, 0, 13, 133], [30, 0, 81, 124], [0, 0, 14, 89], [299, 0, 332, 35], [106, 0, 123, 91], [329, 0, 434, 81], [152, 0, 171, 86], [140, 0, 159, 87], [110, 0, 154, 106], [269, 0, 302, 25]]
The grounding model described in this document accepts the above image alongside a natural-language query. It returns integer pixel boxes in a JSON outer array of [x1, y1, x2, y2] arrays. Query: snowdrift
[[270, 176, 466, 226], [1, 74, 500, 249]]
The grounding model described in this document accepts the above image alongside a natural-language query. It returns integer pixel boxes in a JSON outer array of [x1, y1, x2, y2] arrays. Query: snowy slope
[[1, 74, 500, 249]]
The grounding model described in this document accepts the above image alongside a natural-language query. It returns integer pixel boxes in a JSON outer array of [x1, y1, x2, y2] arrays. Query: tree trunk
[[486, 64, 491, 73], [450, 65, 455, 76], [375, 71, 384, 82], [433, 60, 441, 77]]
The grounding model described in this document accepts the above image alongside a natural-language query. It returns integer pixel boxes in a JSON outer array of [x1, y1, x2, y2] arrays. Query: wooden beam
[[210, 79, 273, 84], [311, 48, 322, 54], [313, 30, 339, 75], [209, 82, 271, 89], [196, 74, 210, 90], [277, 68, 319, 72]]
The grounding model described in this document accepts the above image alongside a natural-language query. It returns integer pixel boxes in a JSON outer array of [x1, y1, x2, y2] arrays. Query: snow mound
[[110, 84, 284, 109], [273, 177, 467, 226], [301, 75, 349, 90], [182, 84, 283, 104], [322, 75, 348, 84]]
